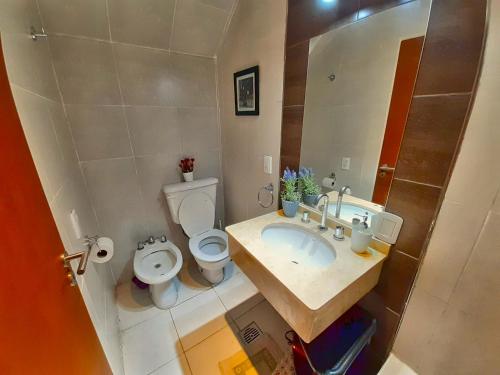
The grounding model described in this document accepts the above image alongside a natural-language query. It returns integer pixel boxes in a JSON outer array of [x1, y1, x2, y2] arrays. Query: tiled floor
[[116, 260, 292, 375]]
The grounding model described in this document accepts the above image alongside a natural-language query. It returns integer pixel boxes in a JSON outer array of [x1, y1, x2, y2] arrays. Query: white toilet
[[133, 238, 183, 309], [163, 177, 230, 284]]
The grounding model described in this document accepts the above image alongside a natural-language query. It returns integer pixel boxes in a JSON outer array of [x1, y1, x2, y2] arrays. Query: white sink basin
[[261, 223, 336, 268], [325, 203, 376, 226]]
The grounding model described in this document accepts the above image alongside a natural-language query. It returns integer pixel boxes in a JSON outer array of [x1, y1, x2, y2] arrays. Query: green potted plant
[[298, 167, 321, 206], [281, 167, 301, 217]]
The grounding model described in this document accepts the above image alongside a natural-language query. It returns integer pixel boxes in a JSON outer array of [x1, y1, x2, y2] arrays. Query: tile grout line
[[394, 249, 420, 261], [46, 32, 217, 60], [167, 0, 178, 56], [393, 177, 442, 189], [413, 92, 472, 99], [106, 12, 150, 240]]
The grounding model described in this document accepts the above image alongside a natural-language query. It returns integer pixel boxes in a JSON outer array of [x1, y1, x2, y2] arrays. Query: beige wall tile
[[169, 53, 217, 107], [446, 212, 500, 319], [108, 0, 175, 50], [67, 105, 132, 161], [50, 36, 121, 105], [2, 34, 59, 100], [416, 199, 485, 302], [393, 286, 446, 372], [113, 43, 173, 106], [126, 106, 182, 157], [11, 86, 67, 202], [38, 0, 109, 40], [81, 158, 148, 278], [47, 101, 78, 165], [170, 0, 230, 57], [200, 0, 236, 11], [0, 0, 41, 34], [179, 107, 219, 152]]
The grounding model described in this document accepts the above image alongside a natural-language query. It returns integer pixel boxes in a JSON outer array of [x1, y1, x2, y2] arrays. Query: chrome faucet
[[315, 193, 329, 231], [335, 185, 351, 218]]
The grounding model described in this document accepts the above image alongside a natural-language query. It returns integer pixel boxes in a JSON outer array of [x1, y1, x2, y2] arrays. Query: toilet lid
[[179, 192, 215, 238]]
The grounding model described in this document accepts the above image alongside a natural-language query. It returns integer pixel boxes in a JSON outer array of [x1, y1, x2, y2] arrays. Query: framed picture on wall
[[234, 65, 259, 116]]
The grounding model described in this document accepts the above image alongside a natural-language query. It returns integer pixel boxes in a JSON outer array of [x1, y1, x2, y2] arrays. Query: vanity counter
[[226, 210, 388, 343]]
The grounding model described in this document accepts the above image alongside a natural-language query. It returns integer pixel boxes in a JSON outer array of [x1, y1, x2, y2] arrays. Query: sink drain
[[154, 263, 161, 269]]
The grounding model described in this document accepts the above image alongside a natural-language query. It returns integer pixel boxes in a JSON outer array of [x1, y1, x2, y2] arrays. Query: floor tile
[[175, 264, 211, 307], [122, 311, 182, 375], [235, 300, 292, 354], [150, 354, 192, 375], [223, 260, 242, 279], [116, 282, 162, 331], [378, 353, 417, 375], [170, 289, 228, 350], [185, 325, 245, 375], [214, 272, 260, 311]]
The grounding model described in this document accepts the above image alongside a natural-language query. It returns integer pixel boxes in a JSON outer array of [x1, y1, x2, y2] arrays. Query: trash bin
[[287, 305, 376, 375]]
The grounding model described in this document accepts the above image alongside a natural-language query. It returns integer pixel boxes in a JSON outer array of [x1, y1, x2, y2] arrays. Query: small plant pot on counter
[[302, 194, 317, 207], [282, 199, 299, 217], [183, 172, 194, 182]]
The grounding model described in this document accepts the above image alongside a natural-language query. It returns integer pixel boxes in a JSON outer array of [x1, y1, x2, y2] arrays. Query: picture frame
[[233, 65, 259, 116]]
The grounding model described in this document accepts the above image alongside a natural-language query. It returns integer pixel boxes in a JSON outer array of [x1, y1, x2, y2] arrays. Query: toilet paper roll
[[322, 177, 336, 189], [90, 237, 114, 263]]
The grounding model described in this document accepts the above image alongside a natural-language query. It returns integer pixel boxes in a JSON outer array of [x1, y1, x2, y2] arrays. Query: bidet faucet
[[335, 185, 351, 218], [316, 193, 329, 231]]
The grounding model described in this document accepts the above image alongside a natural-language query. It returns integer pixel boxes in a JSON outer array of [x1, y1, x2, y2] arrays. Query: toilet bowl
[[189, 228, 229, 284], [133, 239, 182, 309], [163, 178, 231, 284]]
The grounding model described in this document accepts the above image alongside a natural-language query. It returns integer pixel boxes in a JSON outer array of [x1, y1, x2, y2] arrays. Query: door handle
[[378, 164, 395, 172]]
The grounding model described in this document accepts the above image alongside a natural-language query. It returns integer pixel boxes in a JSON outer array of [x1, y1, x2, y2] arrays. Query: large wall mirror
[[299, 0, 432, 212]]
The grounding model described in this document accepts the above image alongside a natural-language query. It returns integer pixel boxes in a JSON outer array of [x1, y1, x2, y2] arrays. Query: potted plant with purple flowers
[[281, 167, 301, 217], [298, 167, 321, 206]]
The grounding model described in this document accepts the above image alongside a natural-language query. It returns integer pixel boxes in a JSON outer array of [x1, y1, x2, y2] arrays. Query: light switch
[[264, 155, 272, 175], [69, 209, 82, 239], [341, 157, 351, 170]]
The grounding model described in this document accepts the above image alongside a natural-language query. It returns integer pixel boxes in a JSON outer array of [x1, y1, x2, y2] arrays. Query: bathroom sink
[[325, 203, 376, 226], [226, 211, 389, 343], [261, 223, 336, 268]]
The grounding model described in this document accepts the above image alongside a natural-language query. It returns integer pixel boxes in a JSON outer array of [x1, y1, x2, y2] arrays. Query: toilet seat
[[133, 241, 182, 285], [189, 229, 228, 263]]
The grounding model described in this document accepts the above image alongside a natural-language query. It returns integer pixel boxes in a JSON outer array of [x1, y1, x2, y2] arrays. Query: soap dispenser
[[351, 214, 372, 254]]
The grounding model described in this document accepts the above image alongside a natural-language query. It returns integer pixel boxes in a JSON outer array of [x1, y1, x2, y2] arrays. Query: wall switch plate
[[341, 157, 351, 170], [264, 155, 272, 175], [69, 209, 82, 239]]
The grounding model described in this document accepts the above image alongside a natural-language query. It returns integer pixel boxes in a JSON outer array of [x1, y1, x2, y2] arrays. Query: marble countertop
[[225, 210, 387, 311]]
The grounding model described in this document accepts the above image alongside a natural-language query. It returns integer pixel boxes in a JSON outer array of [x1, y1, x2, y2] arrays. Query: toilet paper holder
[[61, 235, 99, 276]]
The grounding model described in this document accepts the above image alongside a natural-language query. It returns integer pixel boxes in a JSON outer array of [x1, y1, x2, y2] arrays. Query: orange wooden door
[[372, 36, 424, 205], [0, 42, 111, 374]]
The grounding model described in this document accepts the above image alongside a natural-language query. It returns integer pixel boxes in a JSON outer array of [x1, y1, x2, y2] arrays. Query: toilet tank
[[163, 177, 218, 224]]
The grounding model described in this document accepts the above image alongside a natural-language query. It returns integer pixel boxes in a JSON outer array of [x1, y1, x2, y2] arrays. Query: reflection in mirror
[[299, 0, 432, 207]]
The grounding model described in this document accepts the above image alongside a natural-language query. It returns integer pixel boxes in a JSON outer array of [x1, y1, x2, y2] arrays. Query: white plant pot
[[183, 172, 194, 182]]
